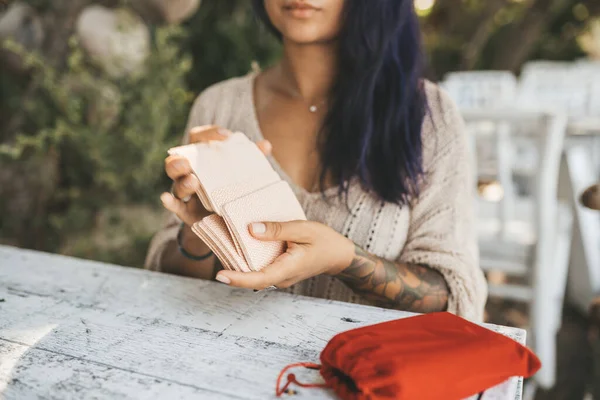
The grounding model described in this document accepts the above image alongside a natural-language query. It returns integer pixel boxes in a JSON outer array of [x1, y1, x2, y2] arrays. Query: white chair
[[467, 110, 572, 391], [519, 60, 600, 318], [443, 72, 573, 390]]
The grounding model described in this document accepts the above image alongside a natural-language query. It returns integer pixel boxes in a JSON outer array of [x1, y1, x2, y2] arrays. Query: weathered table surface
[[0, 245, 525, 400]]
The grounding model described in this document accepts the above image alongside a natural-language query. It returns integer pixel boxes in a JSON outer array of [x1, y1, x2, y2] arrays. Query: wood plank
[[0, 340, 244, 400]]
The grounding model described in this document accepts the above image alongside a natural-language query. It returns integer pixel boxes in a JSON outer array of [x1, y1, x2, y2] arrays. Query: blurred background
[[1, 0, 599, 398]]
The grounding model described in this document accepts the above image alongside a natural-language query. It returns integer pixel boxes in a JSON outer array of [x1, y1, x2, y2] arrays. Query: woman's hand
[[158, 125, 272, 280], [215, 220, 355, 290], [160, 125, 272, 225], [215, 219, 449, 314]]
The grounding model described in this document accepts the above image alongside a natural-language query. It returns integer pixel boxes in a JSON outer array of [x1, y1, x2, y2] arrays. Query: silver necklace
[[308, 99, 327, 113]]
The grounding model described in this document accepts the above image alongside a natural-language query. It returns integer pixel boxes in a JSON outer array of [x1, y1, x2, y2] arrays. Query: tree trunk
[[460, 0, 509, 70], [490, 0, 574, 71]]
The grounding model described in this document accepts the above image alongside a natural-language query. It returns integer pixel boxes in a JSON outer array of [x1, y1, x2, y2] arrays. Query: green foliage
[[3, 27, 192, 195], [420, 0, 596, 77], [182, 0, 281, 93], [0, 25, 192, 263]]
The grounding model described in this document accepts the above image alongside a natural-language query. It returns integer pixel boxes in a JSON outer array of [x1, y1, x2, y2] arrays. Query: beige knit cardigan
[[145, 72, 488, 321]]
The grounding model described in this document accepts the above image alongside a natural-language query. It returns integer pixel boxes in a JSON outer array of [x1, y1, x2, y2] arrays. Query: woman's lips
[[283, 2, 319, 18]]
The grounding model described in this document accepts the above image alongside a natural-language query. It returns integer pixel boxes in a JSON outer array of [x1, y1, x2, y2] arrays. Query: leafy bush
[[0, 26, 193, 264], [182, 0, 281, 93]]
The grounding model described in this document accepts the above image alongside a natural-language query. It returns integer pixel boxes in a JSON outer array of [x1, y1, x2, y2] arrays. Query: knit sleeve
[[398, 83, 488, 321], [143, 85, 221, 271]]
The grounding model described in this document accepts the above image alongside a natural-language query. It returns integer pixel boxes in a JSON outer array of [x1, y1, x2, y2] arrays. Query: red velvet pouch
[[276, 312, 540, 400]]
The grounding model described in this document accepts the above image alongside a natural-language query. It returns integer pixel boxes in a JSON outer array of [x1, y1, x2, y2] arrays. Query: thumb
[[249, 220, 313, 244]]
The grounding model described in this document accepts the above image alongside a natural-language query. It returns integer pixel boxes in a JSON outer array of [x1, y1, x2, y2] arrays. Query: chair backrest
[[590, 78, 600, 117], [442, 70, 519, 177], [517, 60, 593, 117], [521, 60, 600, 175], [575, 60, 600, 116], [442, 71, 517, 110]]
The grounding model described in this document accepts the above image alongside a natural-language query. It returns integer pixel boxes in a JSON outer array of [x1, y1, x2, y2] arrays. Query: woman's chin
[[281, 29, 335, 46]]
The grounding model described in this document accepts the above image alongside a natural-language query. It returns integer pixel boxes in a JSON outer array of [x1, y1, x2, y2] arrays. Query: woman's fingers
[[163, 126, 274, 229], [160, 192, 197, 226], [189, 125, 231, 143], [216, 252, 302, 290], [249, 220, 315, 244], [165, 155, 192, 180], [189, 126, 272, 156], [256, 140, 272, 156], [171, 174, 201, 200], [165, 126, 233, 180]]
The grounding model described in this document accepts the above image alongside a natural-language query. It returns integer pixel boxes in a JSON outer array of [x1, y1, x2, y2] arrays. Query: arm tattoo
[[336, 245, 449, 313]]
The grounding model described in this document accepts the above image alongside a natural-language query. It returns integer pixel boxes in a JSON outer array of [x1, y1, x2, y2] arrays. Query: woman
[[145, 0, 487, 321]]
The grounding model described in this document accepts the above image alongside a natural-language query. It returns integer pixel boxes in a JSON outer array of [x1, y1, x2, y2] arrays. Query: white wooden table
[[0, 246, 525, 400]]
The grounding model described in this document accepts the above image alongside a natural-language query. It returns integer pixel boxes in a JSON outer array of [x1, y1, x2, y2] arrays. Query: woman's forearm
[[335, 245, 449, 313], [160, 225, 221, 280]]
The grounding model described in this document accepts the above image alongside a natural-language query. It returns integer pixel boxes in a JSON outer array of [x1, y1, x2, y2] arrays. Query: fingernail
[[260, 141, 272, 155], [218, 128, 231, 136], [189, 126, 203, 134], [251, 222, 266, 235], [160, 193, 172, 205], [216, 274, 231, 285], [184, 180, 194, 189], [173, 160, 186, 170]]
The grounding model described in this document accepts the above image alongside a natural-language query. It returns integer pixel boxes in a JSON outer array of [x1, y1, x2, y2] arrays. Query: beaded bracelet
[[177, 223, 213, 261]]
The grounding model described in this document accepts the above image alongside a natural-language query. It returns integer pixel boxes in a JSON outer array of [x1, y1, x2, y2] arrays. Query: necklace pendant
[[309, 105, 317, 113]]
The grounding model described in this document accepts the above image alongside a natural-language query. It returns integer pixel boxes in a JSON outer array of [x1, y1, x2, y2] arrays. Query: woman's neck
[[276, 39, 338, 104]]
